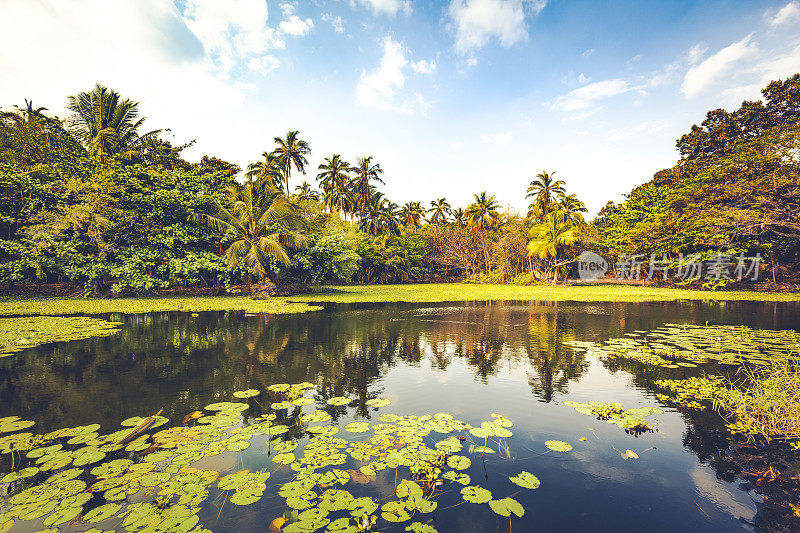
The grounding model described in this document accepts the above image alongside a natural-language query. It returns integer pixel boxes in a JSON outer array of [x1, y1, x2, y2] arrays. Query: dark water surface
[[2, 300, 800, 533]]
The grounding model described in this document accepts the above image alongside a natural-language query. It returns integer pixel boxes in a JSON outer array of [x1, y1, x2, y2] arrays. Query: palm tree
[[66, 84, 158, 159], [556, 193, 588, 227], [245, 151, 283, 191], [0, 99, 47, 124], [359, 191, 398, 237], [316, 155, 351, 213], [272, 130, 310, 195], [399, 201, 425, 228], [527, 211, 579, 283], [451, 208, 466, 228], [526, 171, 566, 220], [427, 198, 451, 224], [294, 181, 319, 202], [194, 182, 309, 283], [465, 192, 501, 230], [350, 156, 384, 217]]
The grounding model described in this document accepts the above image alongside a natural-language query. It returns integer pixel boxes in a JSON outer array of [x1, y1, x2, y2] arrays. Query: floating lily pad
[[233, 389, 260, 398], [489, 497, 524, 517], [327, 397, 350, 406], [365, 398, 391, 408], [344, 422, 370, 433], [509, 471, 540, 489], [461, 485, 492, 504], [447, 455, 471, 470], [545, 440, 572, 452]]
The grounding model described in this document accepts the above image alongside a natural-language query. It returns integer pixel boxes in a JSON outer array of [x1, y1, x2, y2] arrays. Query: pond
[[1, 300, 799, 533]]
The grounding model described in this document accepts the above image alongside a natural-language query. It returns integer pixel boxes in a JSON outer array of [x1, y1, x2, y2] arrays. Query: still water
[[1, 300, 799, 533]]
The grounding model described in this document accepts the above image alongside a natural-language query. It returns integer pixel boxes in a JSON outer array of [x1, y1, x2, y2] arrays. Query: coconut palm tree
[[359, 191, 399, 237], [350, 156, 384, 217], [66, 84, 158, 160], [399, 201, 425, 228], [465, 192, 501, 230], [316, 155, 351, 213], [294, 181, 319, 202], [526, 171, 566, 220], [427, 198, 451, 224], [556, 193, 588, 227], [272, 130, 310, 195], [194, 182, 309, 283], [0, 99, 47, 124], [451, 208, 466, 228], [245, 151, 283, 191], [527, 211, 579, 283]]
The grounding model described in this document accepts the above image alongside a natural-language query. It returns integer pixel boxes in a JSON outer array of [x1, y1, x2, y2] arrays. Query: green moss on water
[[1, 284, 798, 318], [0, 316, 122, 357]]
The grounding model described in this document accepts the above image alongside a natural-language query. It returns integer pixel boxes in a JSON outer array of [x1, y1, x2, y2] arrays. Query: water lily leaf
[[461, 486, 492, 504], [406, 522, 438, 533], [2, 466, 38, 483], [292, 397, 314, 406], [509, 471, 540, 489], [43, 505, 83, 526], [73, 446, 106, 466], [327, 517, 358, 533], [489, 497, 524, 518], [230, 484, 266, 505], [396, 480, 423, 499], [302, 411, 331, 423], [83, 503, 122, 523], [204, 402, 248, 412], [233, 389, 260, 398], [267, 383, 291, 393], [319, 489, 354, 512], [442, 471, 470, 485], [447, 455, 471, 470], [273, 452, 296, 465], [271, 401, 292, 410], [344, 422, 370, 433], [468, 427, 491, 439], [620, 449, 639, 460], [327, 397, 350, 406], [545, 440, 572, 452], [381, 501, 411, 522], [365, 398, 391, 408], [471, 446, 495, 455], [348, 496, 378, 517]]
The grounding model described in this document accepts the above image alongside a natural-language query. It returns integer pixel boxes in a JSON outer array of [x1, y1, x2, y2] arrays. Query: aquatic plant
[[563, 400, 662, 435], [0, 382, 538, 533], [0, 316, 122, 357]]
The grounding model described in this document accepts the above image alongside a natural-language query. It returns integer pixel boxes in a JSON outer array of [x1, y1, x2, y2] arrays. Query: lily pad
[[509, 471, 540, 489], [489, 497, 525, 517], [233, 389, 260, 398], [327, 397, 350, 406], [545, 440, 572, 452], [461, 485, 492, 504]]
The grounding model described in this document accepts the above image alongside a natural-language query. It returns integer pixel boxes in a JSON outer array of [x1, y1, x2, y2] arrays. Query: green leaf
[[545, 440, 572, 452], [489, 497, 525, 518], [509, 471, 540, 489], [461, 486, 492, 504]]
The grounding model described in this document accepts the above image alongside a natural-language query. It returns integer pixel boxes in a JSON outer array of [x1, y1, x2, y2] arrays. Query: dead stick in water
[[694, 500, 710, 519], [117, 408, 163, 445]]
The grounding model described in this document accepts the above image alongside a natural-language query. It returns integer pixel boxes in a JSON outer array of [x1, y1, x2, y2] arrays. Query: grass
[[0, 283, 798, 317], [715, 360, 800, 442]]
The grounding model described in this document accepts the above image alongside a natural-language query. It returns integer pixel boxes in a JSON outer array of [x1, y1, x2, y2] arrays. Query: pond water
[[1, 300, 800, 533]]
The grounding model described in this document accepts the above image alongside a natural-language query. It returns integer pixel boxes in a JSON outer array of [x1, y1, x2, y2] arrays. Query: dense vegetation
[[1, 75, 798, 295]]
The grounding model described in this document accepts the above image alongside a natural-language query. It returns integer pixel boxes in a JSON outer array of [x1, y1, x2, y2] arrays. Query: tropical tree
[[556, 193, 588, 227], [350, 156, 384, 217], [316, 155, 352, 213], [427, 198, 451, 224], [66, 84, 157, 159], [399, 201, 425, 228], [194, 182, 309, 284], [527, 211, 579, 283], [465, 192, 501, 230], [359, 191, 399, 237], [526, 171, 566, 220], [0, 99, 47, 124], [451, 208, 466, 228], [294, 181, 319, 202], [245, 151, 283, 191], [272, 130, 310, 195]]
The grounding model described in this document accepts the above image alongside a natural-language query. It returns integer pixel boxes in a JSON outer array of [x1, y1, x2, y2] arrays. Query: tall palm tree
[[316, 155, 351, 213], [526, 171, 566, 220], [350, 156, 384, 217], [556, 193, 588, 227], [451, 208, 466, 228], [527, 211, 579, 283], [0, 99, 47, 124], [294, 181, 319, 202], [66, 84, 158, 159], [465, 192, 501, 230], [245, 151, 283, 191], [194, 182, 309, 281], [399, 201, 425, 228], [272, 130, 310, 195], [359, 191, 398, 237], [427, 198, 451, 225]]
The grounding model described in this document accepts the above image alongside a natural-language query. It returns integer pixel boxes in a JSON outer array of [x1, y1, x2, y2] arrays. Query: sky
[[1, 0, 800, 216]]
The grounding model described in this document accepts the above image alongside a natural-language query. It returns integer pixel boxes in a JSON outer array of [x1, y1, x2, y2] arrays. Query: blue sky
[[2, 0, 800, 215]]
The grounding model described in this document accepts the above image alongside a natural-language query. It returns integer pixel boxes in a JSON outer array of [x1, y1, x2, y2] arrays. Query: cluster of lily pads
[[0, 382, 552, 533], [564, 323, 800, 369], [653, 376, 740, 411], [0, 316, 122, 358], [563, 401, 662, 435]]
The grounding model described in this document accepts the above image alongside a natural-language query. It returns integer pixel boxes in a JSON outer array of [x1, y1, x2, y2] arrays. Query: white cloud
[[356, 36, 431, 114], [182, 0, 284, 72], [480, 132, 513, 145], [448, 0, 547, 54], [549, 79, 632, 112], [280, 2, 296, 17], [322, 13, 345, 33], [279, 16, 314, 36], [248, 54, 280, 74], [355, 0, 411, 16], [681, 34, 757, 98], [769, 2, 800, 27], [606, 120, 669, 142], [687, 43, 707, 65], [577, 73, 590, 84], [411, 59, 436, 74]]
